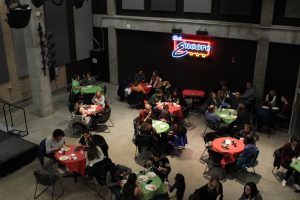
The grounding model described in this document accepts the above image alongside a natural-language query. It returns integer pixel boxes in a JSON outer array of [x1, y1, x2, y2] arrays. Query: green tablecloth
[[80, 85, 102, 94], [291, 160, 300, 173], [137, 173, 166, 200], [152, 120, 170, 134], [215, 108, 237, 125]]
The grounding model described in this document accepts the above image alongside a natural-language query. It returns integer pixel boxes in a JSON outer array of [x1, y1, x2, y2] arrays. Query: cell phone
[[147, 180, 152, 184]]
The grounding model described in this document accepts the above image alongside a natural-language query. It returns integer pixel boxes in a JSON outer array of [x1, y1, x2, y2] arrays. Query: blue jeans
[[110, 187, 121, 200]]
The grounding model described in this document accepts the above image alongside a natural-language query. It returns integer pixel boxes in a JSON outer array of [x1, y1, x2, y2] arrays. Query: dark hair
[[244, 135, 255, 145], [152, 150, 162, 158], [156, 89, 163, 94], [72, 74, 79, 80], [126, 173, 137, 186], [52, 129, 65, 139], [77, 99, 84, 105], [244, 182, 259, 198], [87, 142, 100, 161], [174, 173, 185, 200], [290, 136, 298, 143]]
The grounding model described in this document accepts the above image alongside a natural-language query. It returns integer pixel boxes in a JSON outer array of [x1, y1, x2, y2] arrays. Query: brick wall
[[0, 3, 67, 103]]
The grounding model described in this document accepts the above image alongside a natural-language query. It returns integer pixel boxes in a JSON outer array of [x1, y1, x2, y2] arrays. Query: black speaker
[[90, 49, 109, 82]]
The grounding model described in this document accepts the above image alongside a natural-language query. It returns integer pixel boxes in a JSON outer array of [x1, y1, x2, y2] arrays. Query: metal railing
[[1, 100, 29, 137]]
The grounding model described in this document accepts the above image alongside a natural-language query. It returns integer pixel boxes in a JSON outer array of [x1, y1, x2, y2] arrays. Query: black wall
[[264, 43, 300, 102], [117, 30, 257, 92]]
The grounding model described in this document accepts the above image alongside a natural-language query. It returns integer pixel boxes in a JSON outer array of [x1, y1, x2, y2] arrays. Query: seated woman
[[138, 104, 153, 124], [92, 90, 105, 108], [236, 135, 258, 169], [195, 174, 223, 200], [161, 80, 172, 99], [82, 72, 96, 86], [85, 141, 106, 180], [106, 163, 132, 200], [169, 89, 186, 107], [239, 182, 262, 200], [170, 123, 188, 150], [216, 90, 231, 108], [265, 89, 277, 107], [122, 173, 142, 200], [74, 100, 93, 127], [78, 130, 109, 157], [159, 104, 172, 124], [144, 151, 171, 181], [206, 92, 218, 108], [233, 123, 253, 140], [280, 136, 300, 188], [150, 71, 162, 90], [166, 173, 186, 200]]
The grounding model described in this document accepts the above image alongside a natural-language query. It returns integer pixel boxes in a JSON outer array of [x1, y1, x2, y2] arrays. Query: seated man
[[240, 82, 256, 106], [135, 70, 146, 83], [236, 135, 258, 169], [78, 130, 109, 157], [82, 72, 96, 86], [106, 163, 132, 200], [233, 123, 253, 140], [131, 81, 146, 94], [205, 105, 222, 125], [138, 103, 153, 124], [92, 90, 106, 108], [144, 151, 171, 181], [149, 89, 167, 107], [159, 104, 172, 124]]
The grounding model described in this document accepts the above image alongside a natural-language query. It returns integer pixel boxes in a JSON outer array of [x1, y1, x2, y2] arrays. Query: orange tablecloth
[[156, 102, 183, 118], [140, 83, 152, 95], [54, 145, 86, 176], [211, 137, 245, 168], [84, 105, 103, 115], [182, 90, 205, 98]]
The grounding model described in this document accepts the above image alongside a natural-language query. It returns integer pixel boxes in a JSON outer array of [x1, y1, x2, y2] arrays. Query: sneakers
[[281, 180, 287, 187]]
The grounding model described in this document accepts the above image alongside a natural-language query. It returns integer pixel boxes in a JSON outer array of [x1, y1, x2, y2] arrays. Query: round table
[[215, 108, 237, 125], [182, 89, 205, 98], [211, 137, 245, 168], [84, 105, 103, 115], [136, 172, 166, 200], [80, 85, 102, 94], [54, 145, 86, 176], [140, 83, 152, 95], [152, 120, 170, 134], [291, 159, 300, 173], [156, 102, 183, 118]]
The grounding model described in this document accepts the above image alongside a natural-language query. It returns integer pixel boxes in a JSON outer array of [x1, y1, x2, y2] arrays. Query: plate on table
[[138, 175, 148, 182], [272, 107, 279, 110], [145, 184, 157, 191], [59, 155, 69, 161], [220, 114, 227, 118], [62, 146, 70, 152], [160, 124, 167, 129], [87, 85, 93, 88], [146, 172, 156, 178]]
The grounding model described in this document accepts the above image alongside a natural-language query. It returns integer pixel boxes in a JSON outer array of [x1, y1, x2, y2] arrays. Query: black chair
[[33, 170, 64, 200], [151, 193, 170, 200], [133, 133, 154, 157], [200, 132, 216, 163], [202, 118, 220, 137], [272, 148, 286, 183], [38, 139, 56, 167], [182, 105, 192, 127], [128, 91, 145, 108], [95, 105, 114, 133]]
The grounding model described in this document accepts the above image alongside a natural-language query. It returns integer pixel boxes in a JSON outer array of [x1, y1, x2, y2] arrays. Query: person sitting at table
[[276, 96, 291, 128], [140, 118, 156, 135], [138, 104, 153, 124], [206, 92, 218, 108], [236, 135, 258, 169], [131, 81, 146, 94], [221, 84, 231, 99], [92, 90, 105, 108], [71, 74, 81, 103], [233, 123, 253, 140], [150, 71, 162, 90], [194, 174, 223, 200], [169, 89, 186, 107], [42, 129, 66, 172], [216, 90, 231, 108], [265, 89, 277, 107], [240, 82, 256, 106], [230, 92, 241, 110], [166, 173, 186, 200], [144, 151, 171, 181], [106, 163, 132, 200], [118, 75, 132, 101], [149, 89, 167, 107], [239, 182, 262, 200], [85, 141, 106, 180], [205, 105, 222, 125], [82, 72, 96, 86], [135, 69, 146, 83], [169, 123, 188, 150], [159, 104, 172, 124], [122, 173, 143, 200], [234, 103, 251, 130], [161, 80, 172, 99], [280, 136, 300, 188], [256, 101, 274, 131], [78, 130, 109, 157], [74, 100, 93, 127]]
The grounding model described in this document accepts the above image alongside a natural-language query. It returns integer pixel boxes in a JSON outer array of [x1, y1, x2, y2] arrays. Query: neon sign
[[171, 34, 212, 58]]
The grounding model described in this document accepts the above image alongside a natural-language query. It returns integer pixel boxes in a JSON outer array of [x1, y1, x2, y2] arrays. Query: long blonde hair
[[207, 175, 220, 193]]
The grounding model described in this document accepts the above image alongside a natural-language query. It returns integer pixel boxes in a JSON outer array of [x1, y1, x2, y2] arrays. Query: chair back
[[273, 148, 282, 168], [249, 149, 259, 167], [204, 118, 218, 131], [72, 113, 84, 123], [33, 170, 58, 186], [182, 106, 191, 118], [134, 134, 153, 147], [152, 193, 170, 200]]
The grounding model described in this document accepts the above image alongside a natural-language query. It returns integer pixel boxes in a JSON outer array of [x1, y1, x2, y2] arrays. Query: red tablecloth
[[211, 137, 245, 168], [85, 105, 103, 115], [140, 83, 152, 95], [54, 145, 86, 176], [182, 90, 205, 98], [156, 102, 183, 118]]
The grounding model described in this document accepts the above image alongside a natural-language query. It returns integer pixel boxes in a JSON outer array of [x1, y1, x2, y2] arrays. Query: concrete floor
[[0, 84, 299, 200]]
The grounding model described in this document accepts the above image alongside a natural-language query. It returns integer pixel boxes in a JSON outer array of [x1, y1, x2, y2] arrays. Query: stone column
[[260, 0, 275, 26], [107, 0, 116, 15], [253, 38, 269, 101], [108, 26, 118, 84], [23, 4, 54, 116]]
